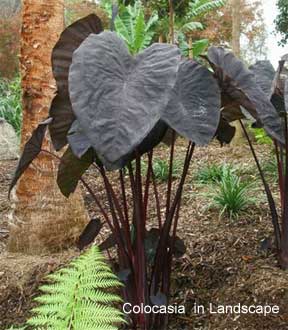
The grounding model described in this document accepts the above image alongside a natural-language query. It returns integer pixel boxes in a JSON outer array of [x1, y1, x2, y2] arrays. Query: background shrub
[[0, 76, 22, 136]]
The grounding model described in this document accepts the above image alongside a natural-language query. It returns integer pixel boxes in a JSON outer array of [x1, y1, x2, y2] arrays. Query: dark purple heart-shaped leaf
[[221, 105, 243, 122], [117, 268, 131, 283], [49, 94, 75, 150], [67, 120, 91, 158], [52, 14, 103, 95], [9, 118, 52, 196], [69, 31, 181, 163], [271, 60, 285, 96], [57, 147, 94, 197], [271, 59, 288, 114], [145, 228, 160, 264], [49, 14, 103, 151], [137, 120, 168, 156], [271, 94, 285, 116], [144, 228, 186, 263], [215, 116, 236, 145], [260, 236, 273, 252], [77, 218, 103, 250], [206, 47, 284, 143], [173, 236, 186, 258], [249, 60, 275, 98], [91, 120, 168, 171], [150, 292, 167, 306], [162, 59, 220, 145], [99, 228, 125, 251]]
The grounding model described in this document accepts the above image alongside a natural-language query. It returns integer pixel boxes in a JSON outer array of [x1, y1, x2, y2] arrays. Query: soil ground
[[1, 141, 288, 330]]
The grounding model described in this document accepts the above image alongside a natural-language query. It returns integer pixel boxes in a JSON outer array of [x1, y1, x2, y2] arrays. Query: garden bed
[[1, 142, 288, 330]]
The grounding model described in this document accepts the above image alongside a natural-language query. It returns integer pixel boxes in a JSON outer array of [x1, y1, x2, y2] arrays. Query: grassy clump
[[262, 157, 279, 182], [124, 157, 183, 183], [207, 165, 255, 218], [152, 158, 182, 183], [196, 163, 235, 184]]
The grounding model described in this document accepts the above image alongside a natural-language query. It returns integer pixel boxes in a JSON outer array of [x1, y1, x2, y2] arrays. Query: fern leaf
[[25, 246, 124, 330]]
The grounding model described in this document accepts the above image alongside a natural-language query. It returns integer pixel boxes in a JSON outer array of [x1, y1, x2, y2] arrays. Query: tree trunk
[[188, 35, 193, 59], [232, 0, 241, 57], [231, 0, 245, 145], [8, 0, 89, 254]]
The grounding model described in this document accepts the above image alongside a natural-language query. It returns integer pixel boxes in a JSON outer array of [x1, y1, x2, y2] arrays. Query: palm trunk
[[188, 36, 193, 59], [231, 0, 244, 145], [8, 0, 89, 254], [232, 0, 241, 57]]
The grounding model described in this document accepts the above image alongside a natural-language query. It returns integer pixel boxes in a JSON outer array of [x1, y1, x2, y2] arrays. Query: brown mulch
[[1, 142, 288, 330], [0, 160, 16, 254]]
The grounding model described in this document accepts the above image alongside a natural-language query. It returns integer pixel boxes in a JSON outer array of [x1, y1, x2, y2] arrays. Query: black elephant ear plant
[[202, 46, 288, 269], [9, 14, 223, 330]]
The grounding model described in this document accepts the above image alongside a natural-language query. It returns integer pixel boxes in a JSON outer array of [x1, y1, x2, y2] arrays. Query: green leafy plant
[[0, 76, 22, 136], [196, 163, 234, 184], [153, 158, 182, 182], [262, 157, 279, 182], [207, 166, 254, 218], [155, 0, 226, 56], [7, 246, 124, 330], [104, 1, 158, 54], [250, 127, 272, 145], [275, 0, 288, 46]]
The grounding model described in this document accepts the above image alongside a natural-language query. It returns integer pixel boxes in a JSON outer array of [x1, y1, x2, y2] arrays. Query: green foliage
[[188, 0, 226, 18], [179, 0, 226, 34], [8, 246, 124, 330], [104, 1, 158, 54], [0, 76, 22, 136], [157, 0, 225, 56], [263, 157, 279, 182], [148, 0, 190, 18], [152, 158, 182, 183], [179, 37, 209, 57], [275, 0, 288, 45], [207, 166, 254, 218], [250, 127, 272, 145], [123, 158, 182, 182], [102, 0, 225, 57], [196, 163, 234, 184]]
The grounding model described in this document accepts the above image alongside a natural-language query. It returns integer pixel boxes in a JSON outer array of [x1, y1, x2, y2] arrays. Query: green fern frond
[[25, 246, 124, 330]]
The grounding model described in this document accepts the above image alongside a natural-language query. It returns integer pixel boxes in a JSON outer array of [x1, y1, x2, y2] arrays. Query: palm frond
[[181, 21, 204, 33], [189, 0, 226, 18], [112, 1, 157, 54]]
